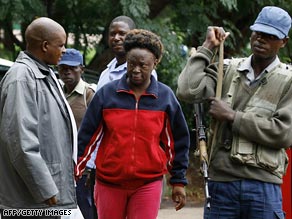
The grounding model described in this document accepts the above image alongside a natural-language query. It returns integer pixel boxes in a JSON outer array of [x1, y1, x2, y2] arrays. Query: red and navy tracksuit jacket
[[76, 74, 190, 188]]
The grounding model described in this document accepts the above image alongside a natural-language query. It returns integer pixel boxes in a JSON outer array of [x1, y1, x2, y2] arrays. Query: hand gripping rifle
[[194, 103, 211, 209]]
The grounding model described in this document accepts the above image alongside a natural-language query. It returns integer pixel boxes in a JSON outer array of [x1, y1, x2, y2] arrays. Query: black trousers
[[90, 170, 98, 219]]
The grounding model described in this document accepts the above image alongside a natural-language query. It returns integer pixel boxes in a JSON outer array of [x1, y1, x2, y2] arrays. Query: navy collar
[[116, 74, 158, 98]]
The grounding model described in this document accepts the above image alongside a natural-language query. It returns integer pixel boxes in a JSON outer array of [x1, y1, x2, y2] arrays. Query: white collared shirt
[[237, 55, 280, 86]]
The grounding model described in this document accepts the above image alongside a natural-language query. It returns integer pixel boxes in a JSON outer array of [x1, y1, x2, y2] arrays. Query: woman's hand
[[172, 185, 186, 211]]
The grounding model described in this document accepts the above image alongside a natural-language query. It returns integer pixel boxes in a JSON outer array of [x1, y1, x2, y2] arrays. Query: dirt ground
[[159, 156, 206, 218], [159, 198, 204, 219], [163, 151, 206, 205]]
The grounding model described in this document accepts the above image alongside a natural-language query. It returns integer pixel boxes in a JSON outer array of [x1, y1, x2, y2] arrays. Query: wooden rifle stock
[[193, 38, 226, 210], [194, 103, 211, 209]]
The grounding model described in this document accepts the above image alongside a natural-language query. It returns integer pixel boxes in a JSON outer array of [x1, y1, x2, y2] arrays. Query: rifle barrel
[[194, 103, 211, 209]]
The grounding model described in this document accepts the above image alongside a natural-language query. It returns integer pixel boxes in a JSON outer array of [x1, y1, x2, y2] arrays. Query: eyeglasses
[[253, 31, 281, 41]]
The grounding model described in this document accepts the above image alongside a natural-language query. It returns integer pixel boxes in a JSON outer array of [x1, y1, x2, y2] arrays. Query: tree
[[1, 0, 292, 124], [1, 0, 292, 118], [1, 0, 292, 203], [1, 0, 292, 79]]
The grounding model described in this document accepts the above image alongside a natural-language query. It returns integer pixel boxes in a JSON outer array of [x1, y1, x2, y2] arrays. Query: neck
[[127, 79, 151, 99], [25, 50, 48, 68], [64, 83, 77, 94], [115, 55, 126, 67], [251, 55, 276, 77]]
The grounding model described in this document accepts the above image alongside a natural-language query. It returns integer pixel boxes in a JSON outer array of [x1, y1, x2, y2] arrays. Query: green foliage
[[138, 19, 187, 89], [1, 0, 292, 91], [0, 0, 45, 22], [120, 0, 150, 19], [220, 0, 238, 10]]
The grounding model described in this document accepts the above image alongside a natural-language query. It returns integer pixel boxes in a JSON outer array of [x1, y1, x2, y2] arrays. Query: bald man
[[0, 17, 77, 218]]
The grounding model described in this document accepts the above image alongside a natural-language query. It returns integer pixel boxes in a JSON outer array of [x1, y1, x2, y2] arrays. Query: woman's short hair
[[124, 29, 164, 63]]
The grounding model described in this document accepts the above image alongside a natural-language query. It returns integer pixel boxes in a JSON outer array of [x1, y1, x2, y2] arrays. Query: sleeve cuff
[[232, 111, 243, 134], [172, 183, 185, 187], [196, 46, 215, 61]]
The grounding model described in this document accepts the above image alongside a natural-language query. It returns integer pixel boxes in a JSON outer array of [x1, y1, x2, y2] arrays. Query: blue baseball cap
[[250, 6, 291, 39], [58, 48, 83, 66]]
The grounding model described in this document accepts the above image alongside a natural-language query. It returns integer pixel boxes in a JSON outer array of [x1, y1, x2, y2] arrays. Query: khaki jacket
[[177, 46, 292, 181]]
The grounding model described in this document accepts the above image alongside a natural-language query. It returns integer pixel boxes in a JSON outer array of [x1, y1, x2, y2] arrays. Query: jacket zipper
[[130, 98, 139, 174]]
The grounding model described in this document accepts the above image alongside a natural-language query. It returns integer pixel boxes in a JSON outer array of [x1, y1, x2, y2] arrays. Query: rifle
[[194, 103, 211, 209]]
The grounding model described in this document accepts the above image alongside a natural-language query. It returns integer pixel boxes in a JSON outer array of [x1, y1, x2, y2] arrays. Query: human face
[[108, 21, 131, 56], [250, 31, 288, 61], [43, 30, 67, 65], [58, 64, 83, 89], [126, 48, 157, 88]]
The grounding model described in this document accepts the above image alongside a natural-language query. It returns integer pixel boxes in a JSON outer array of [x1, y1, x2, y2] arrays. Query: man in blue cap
[[58, 49, 95, 129], [58, 49, 96, 219], [177, 6, 292, 219]]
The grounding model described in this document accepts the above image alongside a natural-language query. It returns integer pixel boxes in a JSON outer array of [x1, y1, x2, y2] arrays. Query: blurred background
[[1, 0, 292, 204]]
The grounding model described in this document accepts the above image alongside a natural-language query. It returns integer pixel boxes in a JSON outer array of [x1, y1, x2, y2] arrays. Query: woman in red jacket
[[76, 29, 190, 219]]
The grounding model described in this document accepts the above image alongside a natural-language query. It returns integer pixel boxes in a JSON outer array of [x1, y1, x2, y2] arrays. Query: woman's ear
[[154, 59, 159, 69]]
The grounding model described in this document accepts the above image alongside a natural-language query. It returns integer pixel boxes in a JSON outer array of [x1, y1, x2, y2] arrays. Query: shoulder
[[277, 62, 292, 76], [87, 83, 97, 92], [157, 81, 177, 100], [2, 61, 35, 86], [224, 57, 246, 68], [96, 79, 118, 97], [84, 82, 96, 96], [99, 58, 117, 76], [97, 59, 116, 81], [157, 81, 173, 92], [99, 66, 110, 78]]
